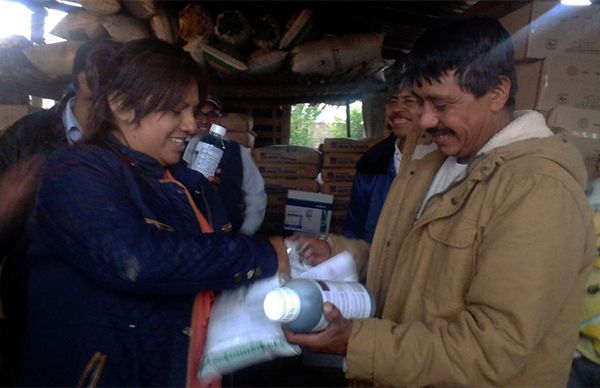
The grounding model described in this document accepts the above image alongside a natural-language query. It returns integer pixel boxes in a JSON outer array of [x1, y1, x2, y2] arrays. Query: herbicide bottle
[[263, 278, 376, 333], [189, 123, 227, 178]]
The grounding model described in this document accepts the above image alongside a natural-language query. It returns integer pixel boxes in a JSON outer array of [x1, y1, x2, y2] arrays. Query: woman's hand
[[286, 235, 332, 266], [207, 168, 222, 185], [268, 235, 290, 279]]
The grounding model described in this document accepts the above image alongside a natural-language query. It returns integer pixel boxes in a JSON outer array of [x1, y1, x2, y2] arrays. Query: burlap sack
[[77, 0, 120, 16], [102, 15, 150, 43], [247, 49, 287, 74], [50, 10, 106, 41], [178, 3, 214, 42], [122, 0, 158, 20], [251, 15, 281, 49], [23, 40, 84, 77], [214, 10, 251, 48], [151, 12, 177, 44], [290, 33, 384, 75]]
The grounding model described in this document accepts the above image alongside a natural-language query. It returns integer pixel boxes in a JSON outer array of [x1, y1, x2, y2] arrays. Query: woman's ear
[[108, 94, 135, 124], [489, 76, 511, 112]]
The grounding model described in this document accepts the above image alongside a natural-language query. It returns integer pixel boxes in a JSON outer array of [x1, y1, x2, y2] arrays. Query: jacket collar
[[101, 134, 166, 179]]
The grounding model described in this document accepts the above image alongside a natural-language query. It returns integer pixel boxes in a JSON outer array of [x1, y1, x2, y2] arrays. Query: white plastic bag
[[198, 275, 300, 382]]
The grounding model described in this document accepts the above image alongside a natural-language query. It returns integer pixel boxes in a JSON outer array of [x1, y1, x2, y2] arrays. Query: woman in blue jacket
[[22, 39, 287, 387]]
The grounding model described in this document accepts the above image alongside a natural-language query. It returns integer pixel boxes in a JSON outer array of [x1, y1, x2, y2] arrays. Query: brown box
[[264, 177, 320, 193], [319, 181, 354, 196], [515, 54, 600, 111], [500, 1, 600, 60], [257, 162, 319, 179], [253, 145, 321, 166], [321, 137, 381, 153], [320, 167, 357, 182], [322, 153, 362, 168]]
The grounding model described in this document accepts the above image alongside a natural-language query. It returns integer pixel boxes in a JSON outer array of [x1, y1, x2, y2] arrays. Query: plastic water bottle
[[263, 278, 376, 333], [188, 124, 227, 178]]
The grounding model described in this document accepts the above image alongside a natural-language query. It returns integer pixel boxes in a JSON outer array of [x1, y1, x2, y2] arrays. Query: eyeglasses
[[196, 111, 220, 121]]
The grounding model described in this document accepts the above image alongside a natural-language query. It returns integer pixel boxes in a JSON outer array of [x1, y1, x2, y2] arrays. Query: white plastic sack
[[285, 238, 358, 282], [198, 275, 300, 382]]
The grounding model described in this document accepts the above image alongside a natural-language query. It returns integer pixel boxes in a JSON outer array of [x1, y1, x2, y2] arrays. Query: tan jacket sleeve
[[328, 234, 370, 280], [345, 171, 595, 386]]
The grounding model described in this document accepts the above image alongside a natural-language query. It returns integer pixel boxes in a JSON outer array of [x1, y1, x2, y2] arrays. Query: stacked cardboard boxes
[[318, 137, 381, 233], [252, 145, 322, 235], [500, 0, 600, 178]]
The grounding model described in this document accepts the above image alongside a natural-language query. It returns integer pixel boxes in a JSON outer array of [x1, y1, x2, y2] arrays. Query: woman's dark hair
[[411, 16, 517, 107], [72, 38, 123, 92], [90, 38, 208, 137]]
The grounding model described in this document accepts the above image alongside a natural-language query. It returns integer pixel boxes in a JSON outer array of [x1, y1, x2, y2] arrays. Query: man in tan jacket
[[287, 16, 596, 387]]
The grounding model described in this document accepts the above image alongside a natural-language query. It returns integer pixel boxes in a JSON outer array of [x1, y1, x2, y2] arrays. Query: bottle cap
[[263, 287, 301, 322], [210, 123, 227, 137]]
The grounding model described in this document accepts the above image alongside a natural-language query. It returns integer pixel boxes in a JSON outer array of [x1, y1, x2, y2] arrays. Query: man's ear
[[489, 76, 511, 112], [108, 94, 134, 124]]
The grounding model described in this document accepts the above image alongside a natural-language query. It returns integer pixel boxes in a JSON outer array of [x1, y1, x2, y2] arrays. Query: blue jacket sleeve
[[343, 172, 371, 241], [29, 147, 278, 296]]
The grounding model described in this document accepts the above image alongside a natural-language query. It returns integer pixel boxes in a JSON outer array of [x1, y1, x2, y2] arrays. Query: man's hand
[[286, 235, 332, 266], [284, 302, 352, 355], [268, 235, 291, 279]]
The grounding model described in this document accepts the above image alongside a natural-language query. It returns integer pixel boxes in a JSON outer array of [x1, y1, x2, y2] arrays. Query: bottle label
[[313, 280, 372, 332], [191, 142, 224, 178], [183, 136, 201, 164]]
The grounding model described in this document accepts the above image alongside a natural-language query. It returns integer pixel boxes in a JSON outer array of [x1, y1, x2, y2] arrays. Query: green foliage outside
[[289, 103, 365, 148], [289, 103, 324, 147], [330, 107, 365, 139]]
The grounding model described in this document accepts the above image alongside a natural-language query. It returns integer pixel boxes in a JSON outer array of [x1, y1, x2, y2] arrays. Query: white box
[[500, 1, 600, 59], [515, 54, 600, 111], [284, 190, 334, 235]]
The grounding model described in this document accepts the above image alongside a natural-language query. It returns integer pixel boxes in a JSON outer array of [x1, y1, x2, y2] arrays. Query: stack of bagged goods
[[11, 3, 385, 87], [319, 137, 381, 233], [499, 0, 600, 180], [218, 112, 256, 148], [252, 145, 321, 234]]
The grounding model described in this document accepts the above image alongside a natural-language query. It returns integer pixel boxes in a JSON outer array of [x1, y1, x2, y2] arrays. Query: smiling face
[[386, 88, 423, 138], [195, 102, 220, 136], [112, 81, 199, 166], [413, 70, 511, 159]]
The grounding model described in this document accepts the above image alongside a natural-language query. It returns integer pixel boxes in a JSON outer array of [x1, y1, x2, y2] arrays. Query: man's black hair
[[411, 16, 517, 107]]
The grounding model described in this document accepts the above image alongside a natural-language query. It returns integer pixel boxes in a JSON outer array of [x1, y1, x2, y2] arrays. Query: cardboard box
[[500, 1, 600, 60], [547, 106, 600, 177], [284, 190, 334, 235], [264, 177, 320, 193], [322, 153, 362, 168], [320, 167, 357, 182], [257, 162, 320, 179], [515, 54, 600, 111], [319, 181, 354, 196], [321, 137, 381, 153], [252, 145, 322, 166]]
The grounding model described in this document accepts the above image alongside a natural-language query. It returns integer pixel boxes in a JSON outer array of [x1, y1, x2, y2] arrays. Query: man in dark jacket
[[343, 76, 436, 243], [0, 38, 122, 385]]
